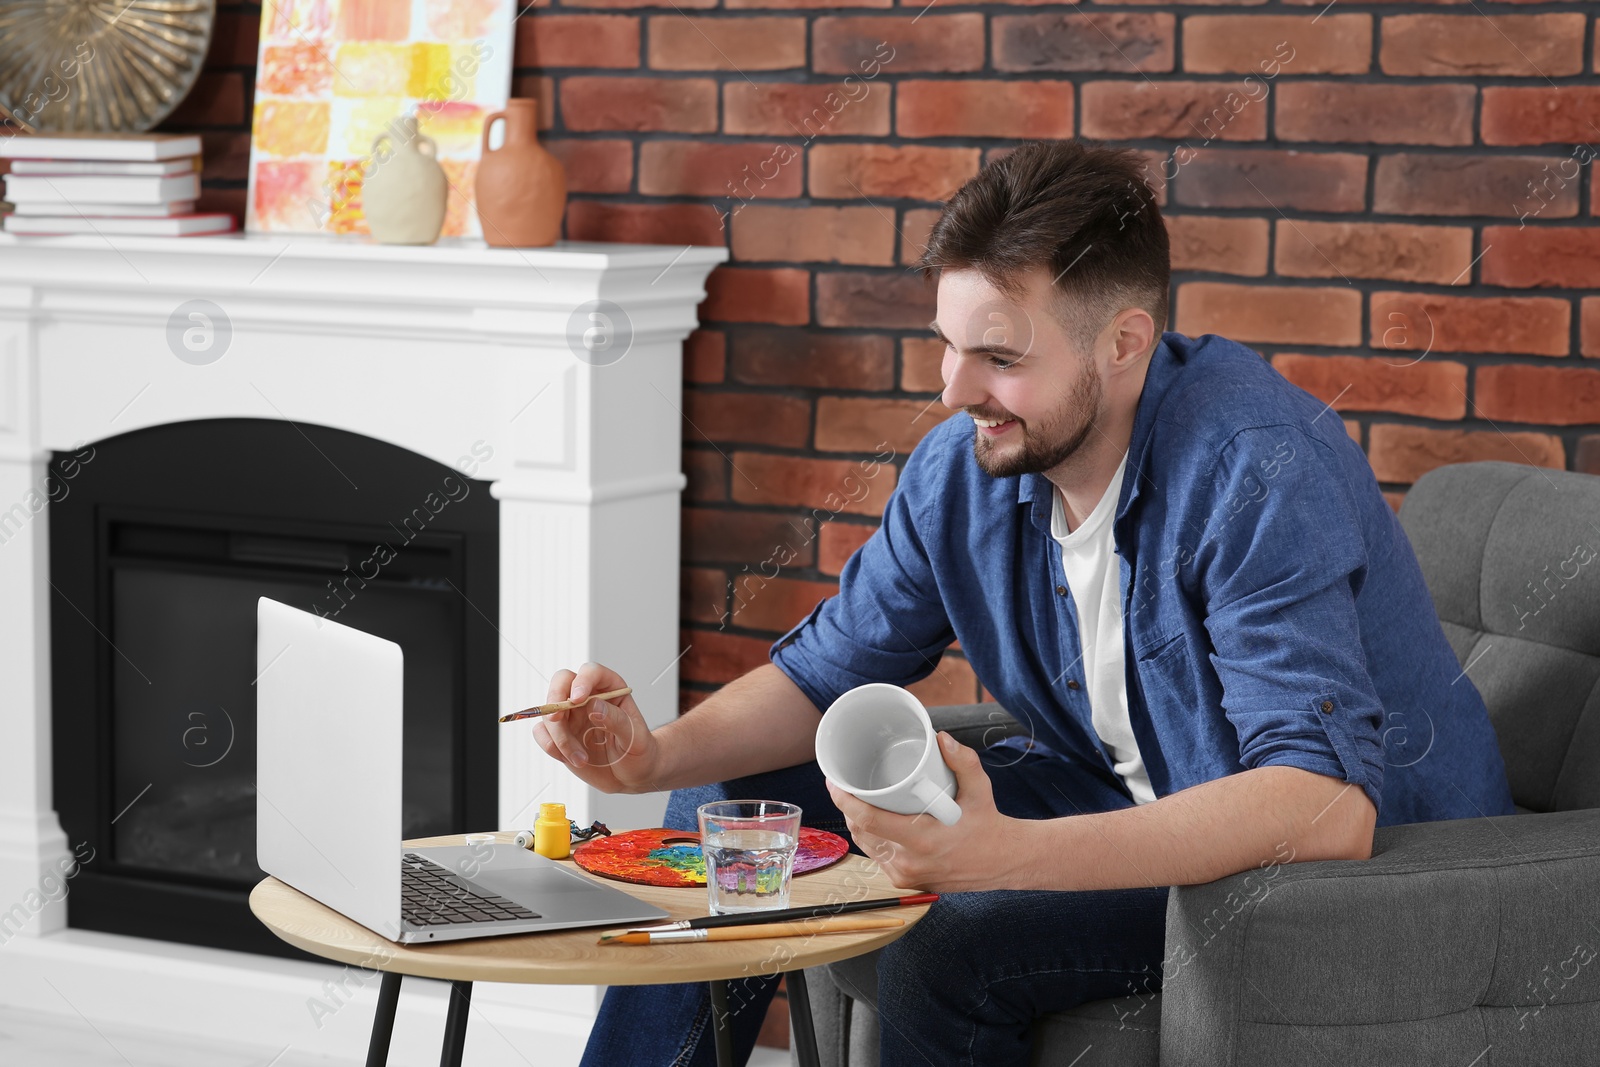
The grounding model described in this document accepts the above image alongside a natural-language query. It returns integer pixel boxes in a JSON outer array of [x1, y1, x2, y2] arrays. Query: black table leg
[[708, 978, 735, 1067], [441, 980, 473, 1067], [365, 972, 403, 1067], [786, 970, 823, 1067]]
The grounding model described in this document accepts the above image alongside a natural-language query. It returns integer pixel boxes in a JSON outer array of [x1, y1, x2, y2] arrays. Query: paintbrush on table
[[601, 915, 905, 945], [499, 686, 633, 723], [599, 892, 939, 941]]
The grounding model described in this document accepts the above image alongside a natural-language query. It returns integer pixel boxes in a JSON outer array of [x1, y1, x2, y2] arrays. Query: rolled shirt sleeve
[[768, 447, 955, 715], [1193, 425, 1387, 813]]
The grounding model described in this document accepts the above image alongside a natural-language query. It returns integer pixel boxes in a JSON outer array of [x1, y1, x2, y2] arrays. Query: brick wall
[[167, 4, 1600, 723]]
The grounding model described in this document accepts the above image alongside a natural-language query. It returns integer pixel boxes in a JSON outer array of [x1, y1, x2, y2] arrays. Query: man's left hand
[[825, 731, 1030, 893]]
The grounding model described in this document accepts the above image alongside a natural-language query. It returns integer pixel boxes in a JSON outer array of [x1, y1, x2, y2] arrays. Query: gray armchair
[[793, 460, 1600, 1066]]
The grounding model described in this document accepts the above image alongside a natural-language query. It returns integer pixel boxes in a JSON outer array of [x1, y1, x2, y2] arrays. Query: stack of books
[[1, 132, 235, 237]]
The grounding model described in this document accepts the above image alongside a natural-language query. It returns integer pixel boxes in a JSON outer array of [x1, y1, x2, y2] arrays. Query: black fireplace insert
[[49, 418, 499, 960]]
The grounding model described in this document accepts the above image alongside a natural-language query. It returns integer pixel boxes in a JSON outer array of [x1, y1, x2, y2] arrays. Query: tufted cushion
[[1398, 461, 1600, 813]]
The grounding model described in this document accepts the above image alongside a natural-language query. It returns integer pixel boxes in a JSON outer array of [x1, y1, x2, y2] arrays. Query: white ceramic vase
[[362, 115, 447, 245]]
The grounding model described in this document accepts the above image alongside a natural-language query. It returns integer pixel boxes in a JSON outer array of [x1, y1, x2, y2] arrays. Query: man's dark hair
[[917, 138, 1171, 355]]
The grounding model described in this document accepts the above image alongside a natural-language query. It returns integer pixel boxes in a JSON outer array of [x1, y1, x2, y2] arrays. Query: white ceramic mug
[[815, 683, 961, 826]]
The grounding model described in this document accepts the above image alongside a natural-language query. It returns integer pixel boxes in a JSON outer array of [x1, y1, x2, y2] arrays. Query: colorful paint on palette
[[244, 0, 513, 236], [572, 827, 850, 889]]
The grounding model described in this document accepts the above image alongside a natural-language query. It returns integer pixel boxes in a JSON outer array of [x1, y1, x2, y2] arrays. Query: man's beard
[[971, 357, 1104, 479]]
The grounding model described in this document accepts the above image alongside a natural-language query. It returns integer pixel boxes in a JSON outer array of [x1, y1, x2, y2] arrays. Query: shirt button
[[1320, 700, 1333, 714], [1066, 680, 1081, 690], [1056, 585, 1068, 595]]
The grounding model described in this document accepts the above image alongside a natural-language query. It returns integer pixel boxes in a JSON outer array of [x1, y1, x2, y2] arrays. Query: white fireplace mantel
[[0, 232, 726, 1064]]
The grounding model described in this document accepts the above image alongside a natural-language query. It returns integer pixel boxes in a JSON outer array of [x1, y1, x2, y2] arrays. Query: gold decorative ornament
[[0, 0, 216, 132]]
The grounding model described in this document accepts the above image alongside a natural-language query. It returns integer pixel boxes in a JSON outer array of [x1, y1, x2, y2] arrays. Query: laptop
[[255, 597, 670, 943]]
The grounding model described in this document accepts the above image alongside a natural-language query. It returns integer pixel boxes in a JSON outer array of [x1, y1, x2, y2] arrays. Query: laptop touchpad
[[472, 867, 605, 912]]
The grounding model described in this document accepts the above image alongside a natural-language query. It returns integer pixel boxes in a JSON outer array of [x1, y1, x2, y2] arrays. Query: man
[[533, 139, 1516, 1066]]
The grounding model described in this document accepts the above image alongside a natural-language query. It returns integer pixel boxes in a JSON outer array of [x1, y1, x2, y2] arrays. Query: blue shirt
[[769, 330, 1517, 828]]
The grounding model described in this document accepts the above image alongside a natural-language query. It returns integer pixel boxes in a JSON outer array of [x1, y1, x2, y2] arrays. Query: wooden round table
[[250, 830, 932, 1067]]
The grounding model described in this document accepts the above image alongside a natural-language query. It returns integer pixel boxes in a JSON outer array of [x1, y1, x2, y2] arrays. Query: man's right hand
[[530, 662, 662, 794]]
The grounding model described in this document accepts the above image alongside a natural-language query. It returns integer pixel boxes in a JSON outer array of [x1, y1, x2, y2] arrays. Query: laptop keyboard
[[401, 852, 541, 927]]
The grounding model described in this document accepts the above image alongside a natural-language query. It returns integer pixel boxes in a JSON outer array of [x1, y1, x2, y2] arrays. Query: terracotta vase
[[474, 99, 567, 247], [362, 115, 447, 245]]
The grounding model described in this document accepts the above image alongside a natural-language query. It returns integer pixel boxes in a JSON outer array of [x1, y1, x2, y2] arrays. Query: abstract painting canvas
[[244, 0, 513, 237]]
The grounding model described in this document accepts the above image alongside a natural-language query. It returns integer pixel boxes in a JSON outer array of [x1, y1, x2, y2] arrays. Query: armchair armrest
[[924, 703, 1028, 750], [1159, 807, 1600, 1066]]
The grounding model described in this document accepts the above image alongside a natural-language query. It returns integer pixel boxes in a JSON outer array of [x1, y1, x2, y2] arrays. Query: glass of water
[[696, 800, 802, 914]]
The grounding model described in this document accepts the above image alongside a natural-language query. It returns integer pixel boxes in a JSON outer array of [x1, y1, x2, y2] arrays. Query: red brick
[[907, 652, 981, 708], [1481, 227, 1600, 289], [1166, 215, 1269, 276], [1175, 282, 1361, 346], [732, 576, 842, 636], [900, 207, 942, 266], [1184, 15, 1370, 74], [195, 186, 246, 224], [684, 391, 812, 448], [560, 76, 716, 132], [1274, 220, 1474, 285], [507, 78, 557, 129], [1373, 154, 1580, 220], [1380, 14, 1584, 77], [685, 329, 726, 384], [724, 82, 890, 138], [199, 131, 251, 182], [998, 12, 1177, 73], [1366, 425, 1564, 485], [1475, 365, 1600, 426], [683, 507, 818, 566], [901, 337, 945, 392], [1483, 89, 1600, 147], [731, 0, 890, 7], [683, 566, 728, 624], [168, 72, 246, 126], [518, 15, 639, 67], [648, 16, 806, 70], [1095, 0, 1265, 5], [815, 396, 946, 454], [206, 8, 260, 66], [819, 521, 877, 576], [1129, 148, 1173, 207], [566, 201, 725, 246], [699, 267, 811, 326], [680, 628, 774, 684], [1173, 148, 1367, 213], [1382, 491, 1405, 514], [816, 272, 937, 330], [1081, 81, 1265, 142], [728, 330, 896, 390], [897, 80, 1074, 139], [641, 141, 803, 198], [808, 144, 981, 202], [543, 139, 632, 194], [993, 13, 1175, 73], [563, 0, 713, 8], [684, 449, 726, 503], [729, 452, 899, 516], [1577, 435, 1600, 476], [731, 205, 896, 265], [1270, 353, 1467, 419], [813, 15, 985, 74], [1369, 292, 1570, 357], [1275, 82, 1474, 146], [1583, 297, 1600, 359]]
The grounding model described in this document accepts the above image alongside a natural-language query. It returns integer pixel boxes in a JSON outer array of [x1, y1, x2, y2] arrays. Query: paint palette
[[572, 827, 849, 888]]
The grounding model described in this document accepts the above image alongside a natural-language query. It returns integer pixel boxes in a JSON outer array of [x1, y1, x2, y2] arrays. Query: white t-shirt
[[1050, 453, 1158, 805]]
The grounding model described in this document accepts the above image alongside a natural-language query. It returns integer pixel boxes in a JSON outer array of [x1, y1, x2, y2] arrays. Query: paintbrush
[[598, 892, 939, 941], [498, 687, 633, 723], [600, 915, 905, 945]]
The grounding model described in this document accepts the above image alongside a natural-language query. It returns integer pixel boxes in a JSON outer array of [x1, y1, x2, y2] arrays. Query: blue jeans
[[578, 746, 1169, 1067]]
